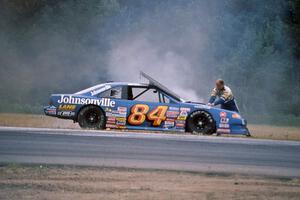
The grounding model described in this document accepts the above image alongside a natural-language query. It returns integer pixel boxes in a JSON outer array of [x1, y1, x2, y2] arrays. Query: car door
[[124, 86, 180, 131]]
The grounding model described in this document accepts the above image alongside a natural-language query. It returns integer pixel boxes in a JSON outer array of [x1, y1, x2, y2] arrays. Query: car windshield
[[75, 84, 111, 96]]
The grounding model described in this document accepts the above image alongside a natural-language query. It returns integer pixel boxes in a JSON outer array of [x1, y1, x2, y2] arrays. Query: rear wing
[[140, 71, 184, 102]]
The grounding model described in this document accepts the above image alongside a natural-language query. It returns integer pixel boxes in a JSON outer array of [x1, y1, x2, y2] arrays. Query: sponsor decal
[[180, 107, 190, 112], [90, 85, 111, 96], [46, 110, 56, 115], [57, 111, 75, 117], [47, 110, 56, 115], [165, 118, 175, 122], [177, 115, 187, 120], [220, 118, 229, 124], [58, 104, 76, 111], [111, 110, 127, 117], [113, 114, 126, 118], [118, 107, 127, 112], [107, 117, 116, 123], [58, 95, 115, 107], [106, 124, 117, 128], [175, 123, 185, 128], [116, 121, 126, 126], [179, 110, 188, 117], [166, 111, 179, 118], [105, 108, 112, 112], [115, 116, 126, 125], [175, 120, 186, 124], [116, 117, 126, 122], [45, 106, 56, 115], [194, 105, 210, 109], [219, 123, 230, 128], [118, 111, 127, 116], [164, 120, 175, 127], [106, 112, 112, 117], [217, 128, 230, 133], [169, 106, 179, 111], [220, 111, 227, 118], [175, 120, 186, 128]]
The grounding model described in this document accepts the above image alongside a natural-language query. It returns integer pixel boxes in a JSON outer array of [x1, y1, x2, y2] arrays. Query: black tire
[[186, 110, 216, 135], [77, 105, 106, 129]]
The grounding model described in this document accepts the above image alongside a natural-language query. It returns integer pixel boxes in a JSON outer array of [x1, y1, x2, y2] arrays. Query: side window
[[161, 93, 170, 103], [131, 87, 159, 102], [98, 87, 122, 99]]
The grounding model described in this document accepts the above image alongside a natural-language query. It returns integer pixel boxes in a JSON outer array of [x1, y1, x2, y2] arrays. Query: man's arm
[[208, 96, 216, 104], [208, 88, 217, 104], [212, 97, 225, 106]]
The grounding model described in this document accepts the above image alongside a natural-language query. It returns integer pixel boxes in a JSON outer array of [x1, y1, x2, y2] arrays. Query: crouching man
[[208, 79, 239, 113]]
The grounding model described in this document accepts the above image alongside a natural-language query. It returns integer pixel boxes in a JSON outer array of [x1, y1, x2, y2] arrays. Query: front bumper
[[44, 105, 57, 117]]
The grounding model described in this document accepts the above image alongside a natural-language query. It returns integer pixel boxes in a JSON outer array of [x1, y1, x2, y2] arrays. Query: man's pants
[[221, 99, 240, 113]]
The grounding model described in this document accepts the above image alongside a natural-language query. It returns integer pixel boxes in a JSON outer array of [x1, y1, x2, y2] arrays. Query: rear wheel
[[186, 110, 216, 135], [78, 105, 105, 129]]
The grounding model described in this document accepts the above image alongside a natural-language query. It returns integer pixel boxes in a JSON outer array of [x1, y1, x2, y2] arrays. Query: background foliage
[[0, 0, 299, 125]]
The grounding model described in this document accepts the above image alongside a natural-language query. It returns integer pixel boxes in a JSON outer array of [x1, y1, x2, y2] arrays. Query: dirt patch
[[0, 164, 299, 200], [0, 113, 78, 129], [0, 113, 299, 141], [248, 124, 300, 141]]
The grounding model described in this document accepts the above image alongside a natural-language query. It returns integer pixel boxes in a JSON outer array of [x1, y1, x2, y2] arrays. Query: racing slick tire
[[186, 110, 216, 135], [78, 105, 106, 129]]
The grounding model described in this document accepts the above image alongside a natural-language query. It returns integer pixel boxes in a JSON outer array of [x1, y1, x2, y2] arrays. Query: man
[[208, 79, 239, 113]]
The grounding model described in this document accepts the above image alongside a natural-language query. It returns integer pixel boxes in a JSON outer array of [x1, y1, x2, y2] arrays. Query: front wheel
[[186, 110, 216, 135], [78, 105, 106, 129]]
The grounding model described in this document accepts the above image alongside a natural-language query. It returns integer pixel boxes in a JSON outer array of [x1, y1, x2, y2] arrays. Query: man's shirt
[[208, 85, 239, 112], [210, 86, 234, 102]]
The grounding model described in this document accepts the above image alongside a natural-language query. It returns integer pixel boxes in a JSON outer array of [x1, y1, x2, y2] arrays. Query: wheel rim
[[85, 110, 100, 126], [193, 114, 211, 132]]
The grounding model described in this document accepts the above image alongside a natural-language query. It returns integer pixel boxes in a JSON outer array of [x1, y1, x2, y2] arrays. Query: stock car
[[44, 73, 250, 136]]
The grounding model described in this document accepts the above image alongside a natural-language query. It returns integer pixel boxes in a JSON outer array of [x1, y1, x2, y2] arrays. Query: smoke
[[107, 0, 290, 106], [105, 1, 218, 102], [104, 0, 293, 112], [107, 34, 201, 101]]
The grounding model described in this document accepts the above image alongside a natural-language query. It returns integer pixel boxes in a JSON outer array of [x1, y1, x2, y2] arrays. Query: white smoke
[[107, 34, 202, 102]]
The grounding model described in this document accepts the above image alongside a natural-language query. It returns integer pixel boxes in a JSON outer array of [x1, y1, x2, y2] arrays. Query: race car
[[44, 72, 250, 136]]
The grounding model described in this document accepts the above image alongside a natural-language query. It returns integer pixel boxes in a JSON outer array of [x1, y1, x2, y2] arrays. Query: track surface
[[0, 126, 299, 177]]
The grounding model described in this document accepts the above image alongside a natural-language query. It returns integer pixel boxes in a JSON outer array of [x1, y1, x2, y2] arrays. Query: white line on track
[[0, 126, 299, 146]]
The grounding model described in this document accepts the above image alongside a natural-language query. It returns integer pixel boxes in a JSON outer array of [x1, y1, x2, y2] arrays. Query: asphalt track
[[0, 126, 299, 178]]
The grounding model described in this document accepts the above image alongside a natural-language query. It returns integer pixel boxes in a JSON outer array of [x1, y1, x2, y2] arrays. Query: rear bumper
[[44, 105, 57, 117]]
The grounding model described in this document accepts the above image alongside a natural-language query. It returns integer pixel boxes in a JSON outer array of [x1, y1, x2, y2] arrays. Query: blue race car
[[44, 72, 250, 136]]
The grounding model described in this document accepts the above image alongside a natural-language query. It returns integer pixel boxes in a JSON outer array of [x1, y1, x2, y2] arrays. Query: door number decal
[[128, 104, 168, 126]]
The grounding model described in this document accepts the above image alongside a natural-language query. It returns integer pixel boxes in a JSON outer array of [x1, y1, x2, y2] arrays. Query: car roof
[[107, 81, 183, 102], [106, 82, 149, 87], [75, 82, 149, 96], [75, 81, 184, 102]]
